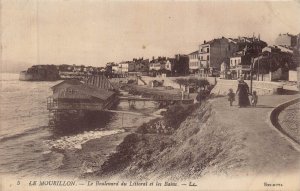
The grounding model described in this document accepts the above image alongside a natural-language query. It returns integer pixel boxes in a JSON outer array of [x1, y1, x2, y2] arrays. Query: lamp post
[[250, 58, 253, 94], [257, 57, 260, 81]]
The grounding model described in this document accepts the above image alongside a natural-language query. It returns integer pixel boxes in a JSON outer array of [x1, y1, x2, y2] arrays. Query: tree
[[175, 78, 209, 90], [175, 78, 189, 89], [253, 52, 293, 74]]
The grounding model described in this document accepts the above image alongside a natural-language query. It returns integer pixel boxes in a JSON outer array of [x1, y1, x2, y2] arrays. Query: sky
[[1, 0, 300, 71]]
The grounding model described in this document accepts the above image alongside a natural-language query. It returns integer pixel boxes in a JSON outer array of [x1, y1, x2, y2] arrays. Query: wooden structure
[[47, 75, 116, 111], [85, 75, 115, 89]]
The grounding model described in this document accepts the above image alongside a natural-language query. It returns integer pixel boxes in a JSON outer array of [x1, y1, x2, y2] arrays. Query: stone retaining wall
[[211, 79, 283, 95], [138, 76, 217, 89]]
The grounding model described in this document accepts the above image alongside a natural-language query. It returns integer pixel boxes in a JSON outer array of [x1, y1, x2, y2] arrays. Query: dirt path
[[211, 94, 300, 176]]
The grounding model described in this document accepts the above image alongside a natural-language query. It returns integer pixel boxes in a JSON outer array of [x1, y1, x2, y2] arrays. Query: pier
[[47, 75, 195, 125], [47, 75, 117, 125]]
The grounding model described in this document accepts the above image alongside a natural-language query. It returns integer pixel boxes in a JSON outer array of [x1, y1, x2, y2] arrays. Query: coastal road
[[278, 101, 300, 144], [210, 94, 300, 176]]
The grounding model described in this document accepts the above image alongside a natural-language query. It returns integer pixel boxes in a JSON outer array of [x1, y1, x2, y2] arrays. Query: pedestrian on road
[[236, 78, 250, 107], [227, 88, 235, 106], [251, 91, 258, 107]]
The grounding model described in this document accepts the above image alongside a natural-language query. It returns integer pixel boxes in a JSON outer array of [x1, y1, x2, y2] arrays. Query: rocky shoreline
[[55, 131, 131, 177], [81, 101, 206, 180], [51, 93, 300, 183], [77, 95, 300, 182]]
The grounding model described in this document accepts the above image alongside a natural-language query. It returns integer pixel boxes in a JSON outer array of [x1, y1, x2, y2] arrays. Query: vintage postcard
[[1, 0, 300, 190]]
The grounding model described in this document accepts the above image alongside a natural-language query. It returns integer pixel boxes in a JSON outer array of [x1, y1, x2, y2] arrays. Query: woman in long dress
[[236, 78, 250, 107]]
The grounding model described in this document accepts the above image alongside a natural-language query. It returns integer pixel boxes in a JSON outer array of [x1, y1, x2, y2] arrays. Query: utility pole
[[36, 0, 40, 65], [257, 57, 260, 81], [250, 58, 253, 93]]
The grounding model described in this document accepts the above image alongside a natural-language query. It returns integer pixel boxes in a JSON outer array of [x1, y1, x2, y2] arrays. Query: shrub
[[163, 103, 199, 129]]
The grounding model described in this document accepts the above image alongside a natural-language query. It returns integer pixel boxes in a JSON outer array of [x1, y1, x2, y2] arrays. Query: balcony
[[199, 51, 209, 54]]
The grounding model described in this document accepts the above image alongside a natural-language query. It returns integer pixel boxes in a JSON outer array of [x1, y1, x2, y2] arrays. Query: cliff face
[[19, 65, 59, 81]]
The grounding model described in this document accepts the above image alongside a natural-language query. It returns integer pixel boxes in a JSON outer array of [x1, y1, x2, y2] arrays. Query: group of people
[[227, 78, 258, 107]]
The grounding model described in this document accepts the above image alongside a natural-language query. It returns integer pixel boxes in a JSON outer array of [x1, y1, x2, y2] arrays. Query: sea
[[0, 73, 160, 178]]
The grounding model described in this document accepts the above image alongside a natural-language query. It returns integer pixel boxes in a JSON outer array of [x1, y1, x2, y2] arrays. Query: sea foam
[[45, 129, 124, 151]]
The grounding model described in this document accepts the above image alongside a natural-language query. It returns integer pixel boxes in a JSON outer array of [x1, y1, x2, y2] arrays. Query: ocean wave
[[0, 126, 48, 142], [44, 129, 124, 151]]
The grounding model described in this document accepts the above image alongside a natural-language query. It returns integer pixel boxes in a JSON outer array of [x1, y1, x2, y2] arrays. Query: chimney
[[204, 40, 206, 44]]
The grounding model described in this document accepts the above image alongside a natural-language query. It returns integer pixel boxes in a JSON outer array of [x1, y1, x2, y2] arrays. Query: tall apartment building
[[199, 36, 267, 77], [275, 33, 298, 47], [132, 58, 149, 73], [199, 37, 239, 76]]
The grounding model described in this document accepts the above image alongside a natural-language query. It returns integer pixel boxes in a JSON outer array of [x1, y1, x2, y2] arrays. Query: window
[[235, 60, 237, 65], [207, 55, 209, 61], [207, 47, 209, 53], [201, 56, 203, 60]]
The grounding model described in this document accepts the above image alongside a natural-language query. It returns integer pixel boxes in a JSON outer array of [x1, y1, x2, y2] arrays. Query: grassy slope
[[94, 96, 300, 180], [95, 100, 236, 180]]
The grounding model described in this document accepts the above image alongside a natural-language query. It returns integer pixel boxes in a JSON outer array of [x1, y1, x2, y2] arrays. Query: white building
[[165, 60, 172, 71], [149, 62, 163, 71], [119, 62, 129, 73], [112, 64, 120, 74], [230, 56, 242, 68], [188, 50, 200, 73]]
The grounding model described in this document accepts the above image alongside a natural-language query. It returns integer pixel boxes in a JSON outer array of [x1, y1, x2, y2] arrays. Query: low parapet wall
[[138, 76, 217, 89], [211, 79, 283, 95], [269, 97, 300, 146], [138, 76, 182, 89]]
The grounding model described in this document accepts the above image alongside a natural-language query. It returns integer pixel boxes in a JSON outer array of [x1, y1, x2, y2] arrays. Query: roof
[[52, 89, 93, 100], [188, 50, 199, 55], [72, 84, 115, 100], [52, 83, 115, 100], [228, 38, 238, 44], [279, 33, 297, 38], [51, 79, 115, 101], [51, 79, 83, 90], [86, 75, 116, 90], [201, 37, 228, 46]]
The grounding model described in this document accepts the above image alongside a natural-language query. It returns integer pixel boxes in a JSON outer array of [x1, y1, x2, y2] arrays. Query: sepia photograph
[[1, 0, 300, 190]]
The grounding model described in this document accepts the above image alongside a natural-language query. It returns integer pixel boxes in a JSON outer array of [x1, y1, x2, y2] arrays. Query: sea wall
[[138, 76, 217, 89], [211, 79, 283, 95], [137, 76, 283, 95], [288, 69, 299, 82]]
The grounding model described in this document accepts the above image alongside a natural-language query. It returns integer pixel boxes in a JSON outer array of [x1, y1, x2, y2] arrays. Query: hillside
[[89, 95, 300, 189]]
